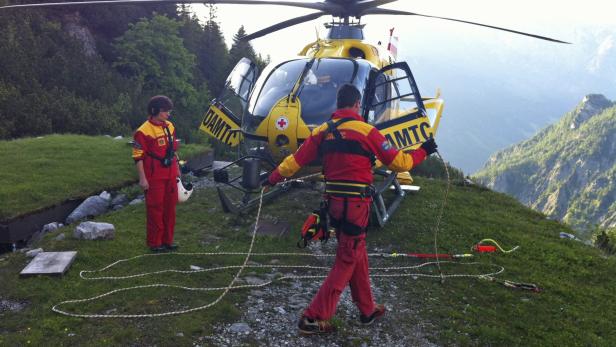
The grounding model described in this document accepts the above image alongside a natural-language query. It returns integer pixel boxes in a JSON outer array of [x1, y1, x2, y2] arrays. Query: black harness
[[319, 118, 374, 161], [147, 126, 175, 167], [319, 118, 375, 236]]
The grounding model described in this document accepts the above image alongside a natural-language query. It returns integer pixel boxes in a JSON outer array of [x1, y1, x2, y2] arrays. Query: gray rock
[[113, 135, 123, 140], [42, 222, 62, 234], [26, 248, 43, 257], [54, 233, 66, 241], [229, 323, 251, 334], [243, 276, 268, 285], [0, 300, 26, 313], [128, 198, 143, 206], [66, 196, 110, 224], [73, 221, 115, 240], [111, 194, 128, 207], [99, 191, 111, 201]]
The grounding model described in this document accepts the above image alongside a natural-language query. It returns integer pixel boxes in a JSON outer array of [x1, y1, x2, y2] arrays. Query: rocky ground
[[185, 169, 440, 346], [196, 240, 438, 347]]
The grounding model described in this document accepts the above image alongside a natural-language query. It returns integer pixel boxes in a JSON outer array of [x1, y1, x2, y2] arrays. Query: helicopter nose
[[275, 134, 290, 147]]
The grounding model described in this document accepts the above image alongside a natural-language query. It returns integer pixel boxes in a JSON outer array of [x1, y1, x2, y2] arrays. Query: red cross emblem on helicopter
[[275, 116, 289, 131]]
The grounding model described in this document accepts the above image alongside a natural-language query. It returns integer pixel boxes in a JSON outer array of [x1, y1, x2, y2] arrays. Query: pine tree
[[199, 5, 229, 96], [229, 26, 270, 74]]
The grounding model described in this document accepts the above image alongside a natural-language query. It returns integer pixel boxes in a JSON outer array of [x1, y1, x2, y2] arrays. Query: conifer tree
[[200, 5, 229, 96], [229, 26, 269, 73]]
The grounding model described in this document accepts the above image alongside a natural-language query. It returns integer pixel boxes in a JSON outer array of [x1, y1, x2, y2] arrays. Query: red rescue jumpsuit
[[269, 108, 428, 320], [132, 118, 179, 248]]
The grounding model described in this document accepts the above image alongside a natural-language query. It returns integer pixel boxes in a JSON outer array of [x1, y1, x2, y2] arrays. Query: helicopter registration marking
[[376, 114, 433, 151], [200, 106, 241, 147]]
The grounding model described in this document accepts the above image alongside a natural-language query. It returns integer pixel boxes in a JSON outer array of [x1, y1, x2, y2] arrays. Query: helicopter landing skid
[[212, 154, 286, 214], [216, 184, 289, 214], [370, 169, 406, 228]]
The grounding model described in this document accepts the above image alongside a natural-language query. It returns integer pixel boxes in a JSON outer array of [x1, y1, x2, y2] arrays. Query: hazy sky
[[189, 1, 615, 172], [190, 0, 615, 62]]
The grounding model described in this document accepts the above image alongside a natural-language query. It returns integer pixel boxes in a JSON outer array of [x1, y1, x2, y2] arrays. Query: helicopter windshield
[[248, 58, 368, 128]]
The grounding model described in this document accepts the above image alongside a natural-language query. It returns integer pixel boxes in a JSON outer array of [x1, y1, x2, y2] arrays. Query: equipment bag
[[297, 201, 330, 248]]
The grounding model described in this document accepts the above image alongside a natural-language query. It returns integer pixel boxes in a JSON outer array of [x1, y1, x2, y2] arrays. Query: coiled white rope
[[52, 170, 505, 318]]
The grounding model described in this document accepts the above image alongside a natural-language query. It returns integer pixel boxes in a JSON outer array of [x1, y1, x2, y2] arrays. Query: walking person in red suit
[[264, 84, 438, 334]]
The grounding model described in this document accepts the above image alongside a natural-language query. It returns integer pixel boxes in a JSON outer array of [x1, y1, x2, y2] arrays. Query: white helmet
[[177, 177, 193, 203]]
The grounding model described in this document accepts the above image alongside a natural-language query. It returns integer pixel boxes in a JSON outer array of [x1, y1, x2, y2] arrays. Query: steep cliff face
[[61, 12, 97, 57], [474, 94, 616, 234]]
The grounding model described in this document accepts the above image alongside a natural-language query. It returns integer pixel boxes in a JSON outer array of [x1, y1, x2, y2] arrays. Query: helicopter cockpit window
[[248, 58, 368, 128], [295, 59, 358, 125], [249, 59, 306, 120], [217, 58, 259, 120]]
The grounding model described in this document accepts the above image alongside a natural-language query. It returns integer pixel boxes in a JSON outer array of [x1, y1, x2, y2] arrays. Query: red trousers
[[303, 197, 375, 320], [145, 178, 177, 247]]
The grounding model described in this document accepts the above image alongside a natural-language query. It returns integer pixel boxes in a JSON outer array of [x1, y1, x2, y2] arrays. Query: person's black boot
[[163, 243, 179, 251], [150, 246, 166, 253], [359, 304, 386, 325]]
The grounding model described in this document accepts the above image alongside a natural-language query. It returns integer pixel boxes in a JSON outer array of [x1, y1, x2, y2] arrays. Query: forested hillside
[[474, 94, 616, 236], [0, 4, 267, 142]]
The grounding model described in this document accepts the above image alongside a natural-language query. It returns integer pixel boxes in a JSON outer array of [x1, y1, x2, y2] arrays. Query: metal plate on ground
[[251, 220, 291, 237], [20, 251, 77, 277]]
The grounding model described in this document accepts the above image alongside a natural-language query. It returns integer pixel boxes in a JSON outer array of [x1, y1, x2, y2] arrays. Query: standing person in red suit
[[264, 84, 438, 334], [132, 95, 180, 252]]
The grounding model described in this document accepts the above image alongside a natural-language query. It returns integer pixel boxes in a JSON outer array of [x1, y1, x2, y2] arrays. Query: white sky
[[190, 0, 616, 61]]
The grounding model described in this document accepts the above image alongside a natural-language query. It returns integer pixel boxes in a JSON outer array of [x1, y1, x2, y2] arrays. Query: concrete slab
[[251, 220, 291, 237], [20, 251, 77, 277]]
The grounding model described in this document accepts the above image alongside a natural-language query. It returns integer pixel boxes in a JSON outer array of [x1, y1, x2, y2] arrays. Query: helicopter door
[[363, 62, 434, 151], [200, 58, 259, 147]]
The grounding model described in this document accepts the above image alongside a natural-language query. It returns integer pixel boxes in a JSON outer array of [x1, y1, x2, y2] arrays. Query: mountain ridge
[[474, 94, 616, 234]]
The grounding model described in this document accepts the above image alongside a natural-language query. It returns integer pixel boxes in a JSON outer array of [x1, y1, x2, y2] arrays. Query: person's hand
[[420, 138, 438, 156], [139, 177, 149, 192], [261, 168, 283, 190]]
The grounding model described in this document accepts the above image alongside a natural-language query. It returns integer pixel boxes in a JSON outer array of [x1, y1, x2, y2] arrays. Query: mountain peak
[[570, 94, 614, 129]]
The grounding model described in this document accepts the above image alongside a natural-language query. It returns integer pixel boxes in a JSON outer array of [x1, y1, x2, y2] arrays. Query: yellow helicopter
[[0, 0, 568, 225], [194, 0, 568, 224]]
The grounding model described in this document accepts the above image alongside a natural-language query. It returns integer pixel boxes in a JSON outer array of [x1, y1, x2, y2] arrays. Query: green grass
[[0, 134, 209, 221], [0, 177, 615, 346]]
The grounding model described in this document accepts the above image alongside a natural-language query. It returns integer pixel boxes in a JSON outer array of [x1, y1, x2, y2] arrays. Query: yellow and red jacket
[[271, 109, 427, 184], [132, 118, 179, 180]]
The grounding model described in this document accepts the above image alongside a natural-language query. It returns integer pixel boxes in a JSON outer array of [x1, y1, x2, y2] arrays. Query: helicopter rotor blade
[[363, 8, 570, 44], [242, 11, 327, 41], [0, 0, 330, 11], [353, 0, 397, 14]]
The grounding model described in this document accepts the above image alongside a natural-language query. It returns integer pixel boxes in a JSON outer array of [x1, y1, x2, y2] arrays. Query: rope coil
[[52, 159, 526, 319]]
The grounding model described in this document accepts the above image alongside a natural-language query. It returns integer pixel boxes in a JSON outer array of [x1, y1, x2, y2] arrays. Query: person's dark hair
[[147, 95, 174, 116], [336, 84, 361, 109]]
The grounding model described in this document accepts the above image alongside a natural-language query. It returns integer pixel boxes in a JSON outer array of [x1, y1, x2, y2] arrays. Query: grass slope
[[0, 134, 209, 221], [0, 178, 614, 346]]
